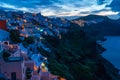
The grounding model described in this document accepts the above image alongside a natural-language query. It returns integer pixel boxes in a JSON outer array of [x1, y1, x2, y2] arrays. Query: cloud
[[0, 2, 29, 11], [0, 0, 119, 17]]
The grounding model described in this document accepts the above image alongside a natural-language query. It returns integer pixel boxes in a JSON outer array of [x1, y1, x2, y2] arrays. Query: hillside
[[39, 25, 120, 80], [72, 15, 120, 36], [74, 15, 109, 21]]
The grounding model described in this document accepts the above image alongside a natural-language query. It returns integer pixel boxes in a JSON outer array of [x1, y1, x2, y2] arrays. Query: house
[[19, 29, 29, 38], [0, 10, 6, 20], [0, 20, 7, 31], [24, 60, 35, 71], [0, 40, 65, 80], [0, 57, 25, 80], [1, 41, 20, 55]]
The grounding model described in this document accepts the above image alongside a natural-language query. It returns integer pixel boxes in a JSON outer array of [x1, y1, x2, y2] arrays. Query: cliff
[[39, 25, 120, 80]]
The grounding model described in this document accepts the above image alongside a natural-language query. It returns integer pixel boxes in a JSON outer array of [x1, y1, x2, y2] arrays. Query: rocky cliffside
[[39, 25, 120, 80]]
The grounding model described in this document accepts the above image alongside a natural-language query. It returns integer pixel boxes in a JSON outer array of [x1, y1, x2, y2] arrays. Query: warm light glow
[[41, 63, 45, 67], [34, 65, 38, 71], [60, 78, 66, 80], [23, 19, 27, 23]]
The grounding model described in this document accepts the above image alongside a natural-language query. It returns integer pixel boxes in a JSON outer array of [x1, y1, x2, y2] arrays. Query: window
[[11, 72, 16, 80], [4, 41, 9, 45]]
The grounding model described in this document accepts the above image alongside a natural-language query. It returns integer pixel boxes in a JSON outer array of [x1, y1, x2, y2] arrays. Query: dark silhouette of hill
[[72, 15, 120, 36]]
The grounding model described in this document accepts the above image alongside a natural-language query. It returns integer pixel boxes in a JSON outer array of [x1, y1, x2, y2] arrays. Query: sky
[[0, 0, 120, 19]]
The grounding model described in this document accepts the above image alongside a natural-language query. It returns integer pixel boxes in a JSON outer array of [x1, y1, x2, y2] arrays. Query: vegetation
[[24, 36, 35, 44], [40, 25, 120, 80], [0, 77, 6, 80], [2, 51, 11, 61], [9, 30, 21, 43]]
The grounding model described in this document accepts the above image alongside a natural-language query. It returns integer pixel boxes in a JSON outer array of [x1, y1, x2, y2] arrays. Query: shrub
[[24, 36, 35, 44], [2, 51, 10, 61], [9, 30, 21, 43]]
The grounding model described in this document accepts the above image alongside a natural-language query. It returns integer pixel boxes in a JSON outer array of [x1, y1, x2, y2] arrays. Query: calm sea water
[[102, 36, 120, 70]]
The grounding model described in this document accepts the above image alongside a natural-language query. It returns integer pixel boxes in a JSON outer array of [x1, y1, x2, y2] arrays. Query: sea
[[102, 36, 120, 72]]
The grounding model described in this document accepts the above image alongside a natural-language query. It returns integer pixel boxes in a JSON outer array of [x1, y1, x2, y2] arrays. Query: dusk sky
[[0, 0, 120, 18]]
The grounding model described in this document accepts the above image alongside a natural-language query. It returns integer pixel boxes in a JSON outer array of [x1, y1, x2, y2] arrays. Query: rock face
[[40, 25, 120, 80]]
